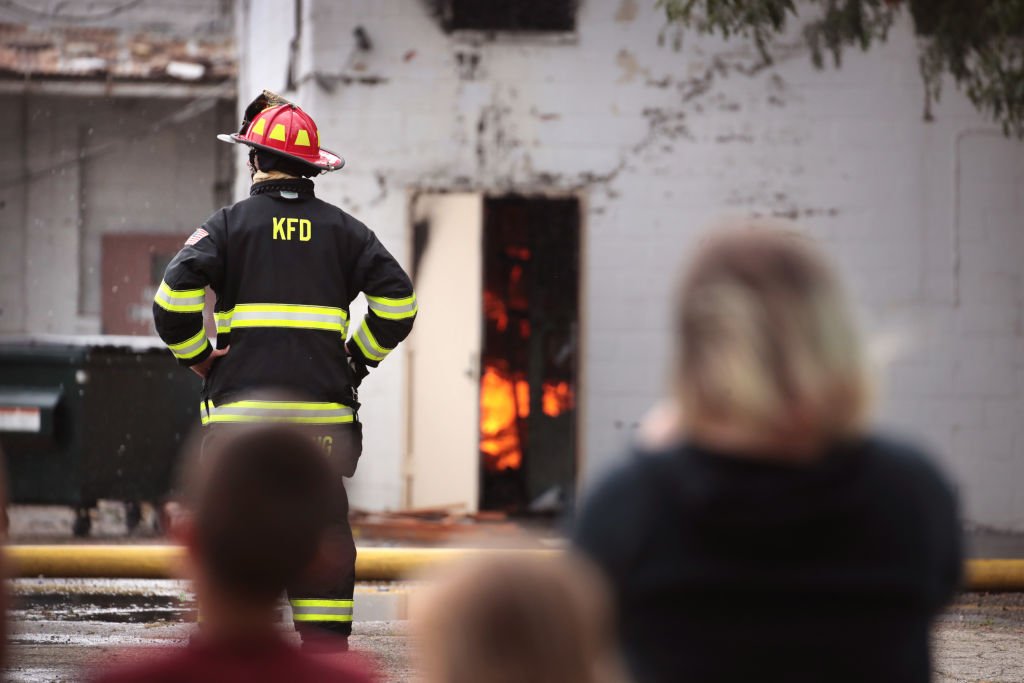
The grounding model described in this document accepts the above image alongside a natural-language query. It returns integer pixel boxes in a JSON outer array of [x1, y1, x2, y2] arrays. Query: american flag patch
[[184, 228, 208, 246]]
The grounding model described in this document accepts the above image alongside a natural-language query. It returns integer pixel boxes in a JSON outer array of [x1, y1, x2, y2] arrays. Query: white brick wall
[[0, 94, 233, 334], [243, 0, 1024, 529]]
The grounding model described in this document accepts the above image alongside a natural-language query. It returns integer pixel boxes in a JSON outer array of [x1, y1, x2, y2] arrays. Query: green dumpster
[[0, 336, 201, 534]]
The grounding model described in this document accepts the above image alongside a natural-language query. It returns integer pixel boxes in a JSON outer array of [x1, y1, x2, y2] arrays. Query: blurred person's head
[[175, 426, 335, 630], [675, 220, 869, 458], [416, 554, 623, 683]]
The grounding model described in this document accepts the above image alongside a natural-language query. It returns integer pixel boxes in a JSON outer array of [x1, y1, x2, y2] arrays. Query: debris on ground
[[349, 504, 525, 544]]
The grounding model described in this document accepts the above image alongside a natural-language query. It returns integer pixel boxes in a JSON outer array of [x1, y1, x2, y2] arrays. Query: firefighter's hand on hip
[[344, 341, 370, 388], [348, 356, 369, 388], [190, 346, 230, 379]]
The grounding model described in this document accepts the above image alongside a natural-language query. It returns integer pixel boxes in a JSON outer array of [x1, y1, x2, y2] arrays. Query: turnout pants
[[201, 421, 362, 640]]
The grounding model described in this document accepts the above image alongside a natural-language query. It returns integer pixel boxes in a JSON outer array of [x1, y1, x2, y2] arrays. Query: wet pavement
[[5, 579, 1024, 682], [6, 579, 416, 682]]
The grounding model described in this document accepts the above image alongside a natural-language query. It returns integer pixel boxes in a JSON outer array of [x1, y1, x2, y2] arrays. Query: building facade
[[49, 0, 1021, 532]]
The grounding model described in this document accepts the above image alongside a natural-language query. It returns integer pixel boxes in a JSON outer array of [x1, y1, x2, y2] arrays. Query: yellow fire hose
[[5, 546, 557, 582], [5, 545, 1024, 591], [964, 558, 1024, 592]]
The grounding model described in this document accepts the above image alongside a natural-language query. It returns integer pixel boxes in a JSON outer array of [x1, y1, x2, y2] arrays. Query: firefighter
[[153, 91, 417, 649]]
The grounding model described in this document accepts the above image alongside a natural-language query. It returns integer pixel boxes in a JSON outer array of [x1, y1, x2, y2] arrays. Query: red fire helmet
[[217, 100, 344, 173]]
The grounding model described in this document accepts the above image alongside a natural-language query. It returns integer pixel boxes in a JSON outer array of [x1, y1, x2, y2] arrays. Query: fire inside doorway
[[479, 196, 580, 514]]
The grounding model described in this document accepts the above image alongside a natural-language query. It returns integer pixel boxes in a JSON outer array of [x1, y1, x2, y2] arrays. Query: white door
[[405, 193, 482, 511]]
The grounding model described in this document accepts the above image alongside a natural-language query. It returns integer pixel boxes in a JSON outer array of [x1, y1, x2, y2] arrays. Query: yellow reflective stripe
[[366, 294, 415, 307], [224, 400, 346, 411], [167, 329, 209, 360], [290, 599, 354, 608], [214, 304, 348, 334], [352, 321, 391, 363], [154, 281, 205, 313], [370, 309, 417, 321], [156, 300, 204, 313], [352, 334, 379, 362], [160, 281, 204, 299], [290, 597, 354, 623], [204, 414, 354, 424], [292, 613, 353, 622], [199, 400, 355, 425], [215, 310, 231, 334], [228, 304, 348, 318], [231, 319, 345, 332], [366, 293, 418, 320]]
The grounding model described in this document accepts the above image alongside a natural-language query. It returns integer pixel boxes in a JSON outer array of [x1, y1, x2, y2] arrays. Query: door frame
[[402, 188, 589, 510]]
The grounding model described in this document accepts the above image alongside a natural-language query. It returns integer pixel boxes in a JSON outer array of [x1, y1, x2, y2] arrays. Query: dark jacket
[[153, 178, 416, 415], [573, 435, 962, 683], [91, 633, 377, 683]]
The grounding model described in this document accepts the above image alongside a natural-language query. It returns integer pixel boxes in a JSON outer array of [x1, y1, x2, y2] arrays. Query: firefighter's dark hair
[[189, 426, 335, 601], [249, 148, 320, 179]]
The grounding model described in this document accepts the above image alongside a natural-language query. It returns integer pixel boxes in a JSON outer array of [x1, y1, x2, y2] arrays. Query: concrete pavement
[[4, 579, 1023, 682]]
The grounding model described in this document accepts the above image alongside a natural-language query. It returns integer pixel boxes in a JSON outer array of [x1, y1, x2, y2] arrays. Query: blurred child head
[[177, 426, 335, 604], [416, 553, 622, 683], [676, 221, 870, 457]]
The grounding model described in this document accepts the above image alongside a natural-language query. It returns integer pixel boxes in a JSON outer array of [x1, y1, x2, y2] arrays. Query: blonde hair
[[416, 554, 624, 683], [676, 221, 870, 457]]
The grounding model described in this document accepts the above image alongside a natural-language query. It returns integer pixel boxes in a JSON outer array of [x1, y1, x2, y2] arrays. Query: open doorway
[[406, 193, 581, 516], [479, 197, 580, 514]]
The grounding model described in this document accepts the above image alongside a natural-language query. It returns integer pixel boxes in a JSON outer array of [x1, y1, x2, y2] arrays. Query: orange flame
[[483, 290, 509, 332], [542, 381, 574, 417], [480, 365, 527, 471], [480, 366, 576, 471]]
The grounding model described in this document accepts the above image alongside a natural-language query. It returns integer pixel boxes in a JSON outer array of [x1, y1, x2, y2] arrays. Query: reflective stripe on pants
[[290, 599, 354, 623]]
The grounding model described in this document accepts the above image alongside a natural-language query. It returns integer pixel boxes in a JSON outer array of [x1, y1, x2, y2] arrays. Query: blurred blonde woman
[[574, 222, 961, 683], [416, 554, 627, 683]]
